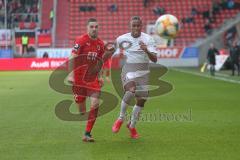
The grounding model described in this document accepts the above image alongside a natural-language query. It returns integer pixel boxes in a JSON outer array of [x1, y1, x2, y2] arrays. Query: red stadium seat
[[38, 34, 52, 47]]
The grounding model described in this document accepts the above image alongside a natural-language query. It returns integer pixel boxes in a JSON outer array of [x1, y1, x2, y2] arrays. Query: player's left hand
[[139, 41, 148, 53], [67, 72, 74, 84]]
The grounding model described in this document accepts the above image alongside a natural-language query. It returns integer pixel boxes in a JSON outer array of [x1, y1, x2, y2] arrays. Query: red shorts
[[72, 81, 100, 103]]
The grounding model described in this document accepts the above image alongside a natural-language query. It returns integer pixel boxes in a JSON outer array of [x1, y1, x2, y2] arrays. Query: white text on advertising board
[[157, 48, 181, 58]]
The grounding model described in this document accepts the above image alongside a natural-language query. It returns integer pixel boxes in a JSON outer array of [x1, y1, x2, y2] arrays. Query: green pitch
[[0, 69, 239, 160]]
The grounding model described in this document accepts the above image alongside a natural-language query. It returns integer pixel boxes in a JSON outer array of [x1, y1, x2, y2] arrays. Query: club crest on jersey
[[73, 44, 80, 51], [97, 45, 100, 51]]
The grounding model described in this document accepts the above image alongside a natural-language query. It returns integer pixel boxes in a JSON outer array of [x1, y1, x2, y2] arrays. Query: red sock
[[85, 107, 99, 133]]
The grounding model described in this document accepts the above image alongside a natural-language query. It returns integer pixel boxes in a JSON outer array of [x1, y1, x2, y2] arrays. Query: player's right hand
[[139, 41, 148, 53], [105, 42, 116, 53], [67, 72, 74, 84]]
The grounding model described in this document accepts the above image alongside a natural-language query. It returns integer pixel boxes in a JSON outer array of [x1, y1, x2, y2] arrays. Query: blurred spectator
[[235, 0, 240, 8], [143, 0, 149, 8], [182, 16, 195, 24], [225, 26, 237, 47], [186, 16, 195, 23], [181, 18, 186, 24], [23, 46, 36, 58], [7, 15, 11, 28], [109, 3, 117, 12], [209, 7, 216, 23], [204, 19, 212, 35], [79, 6, 86, 12], [0, 0, 3, 9], [20, 0, 25, 6], [26, 6, 31, 13], [49, 8, 54, 28], [202, 5, 215, 23], [220, 0, 228, 9], [202, 7, 210, 19], [32, 14, 38, 23], [37, 28, 51, 36], [13, 14, 20, 23], [44, 29, 50, 34], [25, 14, 31, 22], [227, 0, 235, 9], [153, 7, 165, 16], [43, 52, 49, 58], [31, 4, 38, 13], [191, 7, 198, 16], [229, 41, 240, 76], [212, 0, 221, 15], [27, 46, 35, 52], [79, 5, 96, 12], [10, 0, 20, 13], [88, 5, 96, 11], [0, 15, 4, 25], [26, 0, 37, 6], [4, 0, 39, 29]]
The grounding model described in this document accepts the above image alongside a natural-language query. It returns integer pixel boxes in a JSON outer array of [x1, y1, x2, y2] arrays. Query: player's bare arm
[[67, 46, 79, 83], [139, 41, 157, 63], [102, 42, 116, 62], [91, 44, 115, 75]]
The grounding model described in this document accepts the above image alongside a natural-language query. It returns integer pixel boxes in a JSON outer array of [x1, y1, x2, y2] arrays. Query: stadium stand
[[0, 0, 239, 48], [57, 0, 240, 47], [40, 0, 53, 30], [55, 0, 69, 47], [4, 0, 39, 29]]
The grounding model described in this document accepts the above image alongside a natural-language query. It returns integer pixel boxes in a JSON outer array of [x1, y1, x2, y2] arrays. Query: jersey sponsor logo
[[87, 52, 98, 60]]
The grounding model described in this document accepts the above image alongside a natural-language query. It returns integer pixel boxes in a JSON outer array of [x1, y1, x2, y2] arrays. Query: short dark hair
[[131, 16, 142, 23], [87, 18, 97, 25]]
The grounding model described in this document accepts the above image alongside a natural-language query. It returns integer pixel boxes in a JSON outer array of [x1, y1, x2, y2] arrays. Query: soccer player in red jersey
[[71, 18, 106, 142]]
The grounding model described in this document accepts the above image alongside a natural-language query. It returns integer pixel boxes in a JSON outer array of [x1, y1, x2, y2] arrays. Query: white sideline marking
[[172, 68, 240, 84]]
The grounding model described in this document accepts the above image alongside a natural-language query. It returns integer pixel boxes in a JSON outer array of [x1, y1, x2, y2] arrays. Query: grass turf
[[0, 69, 239, 160]]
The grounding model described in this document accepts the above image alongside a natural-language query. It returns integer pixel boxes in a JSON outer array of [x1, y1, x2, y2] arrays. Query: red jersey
[[72, 34, 105, 88], [103, 59, 111, 69]]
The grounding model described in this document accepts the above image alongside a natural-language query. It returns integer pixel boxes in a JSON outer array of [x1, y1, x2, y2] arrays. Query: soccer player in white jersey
[[111, 16, 157, 139]]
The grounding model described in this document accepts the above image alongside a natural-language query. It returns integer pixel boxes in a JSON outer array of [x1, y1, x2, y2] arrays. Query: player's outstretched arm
[[102, 49, 115, 62], [91, 48, 115, 75], [103, 42, 116, 62]]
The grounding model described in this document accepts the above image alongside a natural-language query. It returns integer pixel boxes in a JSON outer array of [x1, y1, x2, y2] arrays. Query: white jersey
[[115, 32, 157, 63]]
